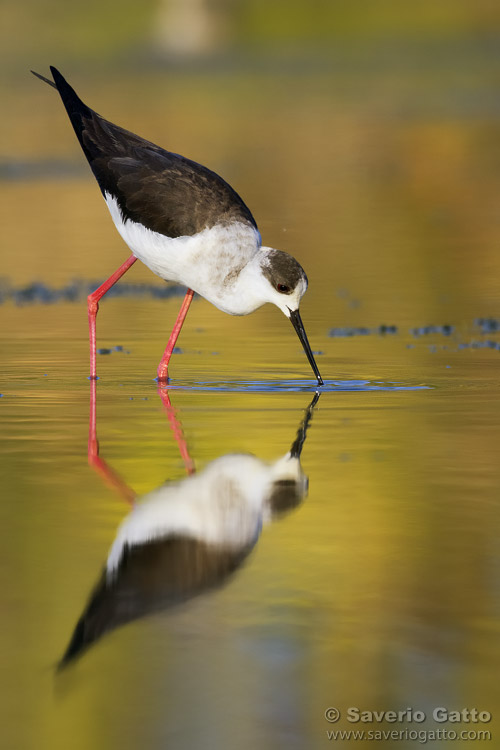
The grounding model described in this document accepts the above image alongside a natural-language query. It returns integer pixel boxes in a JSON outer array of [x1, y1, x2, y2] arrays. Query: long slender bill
[[289, 308, 324, 385]]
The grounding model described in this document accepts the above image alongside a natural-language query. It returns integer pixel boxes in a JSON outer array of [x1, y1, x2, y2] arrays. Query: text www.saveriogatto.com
[[324, 707, 492, 743]]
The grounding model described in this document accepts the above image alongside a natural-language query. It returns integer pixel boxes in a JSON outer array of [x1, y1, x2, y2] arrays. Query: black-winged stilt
[[33, 67, 323, 385], [58, 389, 318, 668]]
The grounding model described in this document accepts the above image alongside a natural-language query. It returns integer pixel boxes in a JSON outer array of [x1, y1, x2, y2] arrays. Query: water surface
[[2, 62, 500, 749]]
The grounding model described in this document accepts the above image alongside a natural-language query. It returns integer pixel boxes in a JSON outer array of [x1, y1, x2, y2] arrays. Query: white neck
[[214, 251, 274, 315]]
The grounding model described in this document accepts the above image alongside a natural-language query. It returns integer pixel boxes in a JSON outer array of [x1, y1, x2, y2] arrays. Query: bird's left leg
[[88, 378, 136, 505], [157, 288, 195, 381], [87, 255, 138, 379]]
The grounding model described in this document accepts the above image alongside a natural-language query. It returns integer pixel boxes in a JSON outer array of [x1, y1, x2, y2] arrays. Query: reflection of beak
[[289, 308, 324, 385], [290, 391, 321, 458]]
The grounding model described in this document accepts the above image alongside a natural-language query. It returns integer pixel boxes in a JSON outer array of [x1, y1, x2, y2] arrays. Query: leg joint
[[87, 294, 99, 316]]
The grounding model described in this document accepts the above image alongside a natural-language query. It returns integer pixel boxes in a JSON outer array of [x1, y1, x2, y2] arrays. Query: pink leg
[[157, 388, 196, 475], [87, 255, 138, 379], [88, 378, 136, 505], [157, 288, 195, 381]]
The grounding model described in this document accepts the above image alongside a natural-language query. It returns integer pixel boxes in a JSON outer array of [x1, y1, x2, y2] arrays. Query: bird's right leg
[[156, 288, 195, 381], [87, 255, 137, 379]]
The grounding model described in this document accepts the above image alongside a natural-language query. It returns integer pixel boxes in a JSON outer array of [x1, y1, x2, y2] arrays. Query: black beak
[[289, 308, 324, 385], [290, 391, 321, 458]]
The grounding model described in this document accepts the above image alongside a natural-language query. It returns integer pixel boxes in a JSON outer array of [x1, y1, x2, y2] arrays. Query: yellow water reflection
[[2, 376, 499, 748], [2, 54, 500, 750]]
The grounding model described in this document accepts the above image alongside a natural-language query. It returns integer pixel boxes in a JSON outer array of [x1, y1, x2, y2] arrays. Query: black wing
[[58, 535, 254, 669], [34, 66, 258, 238]]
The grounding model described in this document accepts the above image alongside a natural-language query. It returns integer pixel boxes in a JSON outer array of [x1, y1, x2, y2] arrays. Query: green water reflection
[[2, 40, 500, 750]]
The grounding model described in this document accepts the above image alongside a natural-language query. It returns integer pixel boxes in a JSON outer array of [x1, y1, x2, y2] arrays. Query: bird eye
[[277, 283, 291, 294]]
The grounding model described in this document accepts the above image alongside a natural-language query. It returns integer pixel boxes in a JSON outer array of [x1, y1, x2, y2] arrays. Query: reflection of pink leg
[[87, 255, 138, 379], [157, 289, 194, 382], [158, 387, 195, 475], [88, 378, 136, 505]]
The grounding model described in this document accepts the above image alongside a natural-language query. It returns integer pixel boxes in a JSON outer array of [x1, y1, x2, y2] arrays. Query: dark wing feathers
[[35, 66, 257, 238], [58, 535, 254, 668], [107, 148, 257, 237]]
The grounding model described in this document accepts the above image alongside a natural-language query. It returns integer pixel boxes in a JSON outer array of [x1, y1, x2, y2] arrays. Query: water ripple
[[163, 379, 431, 393]]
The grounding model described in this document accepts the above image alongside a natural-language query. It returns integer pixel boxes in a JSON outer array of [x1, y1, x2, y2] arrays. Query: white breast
[[105, 454, 273, 577], [104, 192, 261, 311]]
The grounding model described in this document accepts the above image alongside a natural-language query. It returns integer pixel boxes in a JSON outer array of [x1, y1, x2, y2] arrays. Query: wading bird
[[58, 389, 319, 668], [33, 67, 323, 384]]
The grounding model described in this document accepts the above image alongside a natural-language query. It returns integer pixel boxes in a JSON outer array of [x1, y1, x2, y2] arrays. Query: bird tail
[[31, 66, 94, 157], [31, 70, 57, 89], [56, 614, 88, 671]]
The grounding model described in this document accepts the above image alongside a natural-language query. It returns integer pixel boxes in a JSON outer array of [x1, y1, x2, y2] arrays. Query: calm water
[[2, 64, 500, 749]]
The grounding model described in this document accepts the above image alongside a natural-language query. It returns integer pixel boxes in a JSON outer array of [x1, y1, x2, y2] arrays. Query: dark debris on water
[[97, 345, 129, 356], [328, 324, 398, 337], [326, 318, 500, 356], [0, 278, 188, 306], [458, 340, 500, 351], [475, 318, 500, 334], [410, 324, 454, 337]]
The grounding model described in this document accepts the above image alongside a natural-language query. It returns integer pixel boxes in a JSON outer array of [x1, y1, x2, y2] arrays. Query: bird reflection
[[58, 386, 319, 669]]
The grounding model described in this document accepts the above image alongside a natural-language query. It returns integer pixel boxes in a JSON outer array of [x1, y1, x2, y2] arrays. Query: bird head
[[257, 248, 324, 385], [257, 248, 309, 314]]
